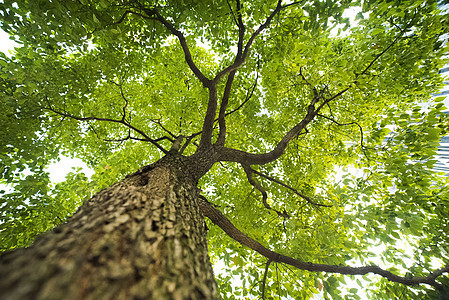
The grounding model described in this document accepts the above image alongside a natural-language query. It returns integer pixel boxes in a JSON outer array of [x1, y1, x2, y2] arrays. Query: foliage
[[1, 0, 448, 298]]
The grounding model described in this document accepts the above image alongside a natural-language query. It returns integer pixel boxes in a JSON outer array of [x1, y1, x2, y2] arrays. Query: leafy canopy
[[1, 0, 449, 298]]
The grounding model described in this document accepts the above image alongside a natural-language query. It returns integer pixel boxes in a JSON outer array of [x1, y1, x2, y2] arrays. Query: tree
[[0, 0, 448, 298]]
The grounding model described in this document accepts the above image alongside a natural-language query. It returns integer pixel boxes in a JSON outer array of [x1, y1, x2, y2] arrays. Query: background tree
[[0, 0, 448, 299]]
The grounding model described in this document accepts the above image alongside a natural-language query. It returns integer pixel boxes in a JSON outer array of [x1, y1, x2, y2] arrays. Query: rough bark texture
[[0, 156, 218, 300]]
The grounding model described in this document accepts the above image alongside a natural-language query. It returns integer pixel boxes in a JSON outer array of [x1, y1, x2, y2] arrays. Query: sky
[[0, 29, 18, 56]]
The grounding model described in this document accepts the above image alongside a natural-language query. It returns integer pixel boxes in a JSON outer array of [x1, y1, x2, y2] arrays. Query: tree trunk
[[0, 155, 218, 300]]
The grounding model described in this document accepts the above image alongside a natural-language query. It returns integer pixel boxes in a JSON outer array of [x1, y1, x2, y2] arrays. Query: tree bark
[[0, 155, 218, 300]]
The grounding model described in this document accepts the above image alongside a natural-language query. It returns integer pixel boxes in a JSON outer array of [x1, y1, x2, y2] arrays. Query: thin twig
[[42, 99, 168, 153], [150, 119, 177, 139], [315, 13, 417, 113], [225, 71, 259, 118], [317, 114, 366, 148], [214, 0, 284, 82], [242, 164, 290, 219], [251, 169, 332, 208]]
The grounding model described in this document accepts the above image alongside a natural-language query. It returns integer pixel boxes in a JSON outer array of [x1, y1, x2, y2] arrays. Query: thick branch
[[217, 105, 314, 165], [198, 196, 448, 293], [215, 5, 410, 166], [199, 85, 219, 149], [216, 0, 245, 146], [198, 0, 301, 149], [217, 69, 259, 145], [182, 73, 258, 145], [216, 70, 236, 146]]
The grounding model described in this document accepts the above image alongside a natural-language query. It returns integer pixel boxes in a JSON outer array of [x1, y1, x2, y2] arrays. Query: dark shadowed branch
[[179, 73, 259, 145], [206, 0, 287, 148], [217, 104, 314, 165], [262, 259, 272, 300], [135, 4, 211, 86], [214, 0, 302, 82], [242, 164, 290, 219], [216, 0, 246, 148], [250, 168, 332, 208], [317, 114, 366, 149], [199, 85, 219, 149], [216, 70, 236, 147], [42, 99, 168, 154], [198, 196, 449, 294], [316, 12, 417, 113], [127, 1, 300, 150], [225, 71, 259, 118]]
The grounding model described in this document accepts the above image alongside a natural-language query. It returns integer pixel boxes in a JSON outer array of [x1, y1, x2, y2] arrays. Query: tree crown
[[1, 0, 449, 298]]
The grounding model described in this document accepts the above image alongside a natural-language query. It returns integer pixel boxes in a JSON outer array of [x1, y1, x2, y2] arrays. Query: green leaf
[[0, 1, 448, 299], [92, 14, 100, 24]]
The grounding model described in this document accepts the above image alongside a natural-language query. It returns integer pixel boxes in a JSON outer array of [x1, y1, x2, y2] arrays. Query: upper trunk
[[0, 155, 218, 299]]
